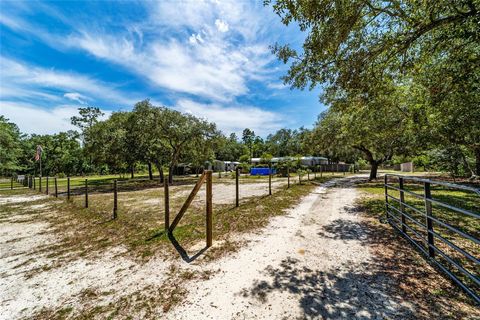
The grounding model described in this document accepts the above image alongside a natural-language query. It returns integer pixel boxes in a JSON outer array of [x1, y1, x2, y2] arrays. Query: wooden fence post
[[85, 179, 88, 208], [46, 176, 49, 195], [268, 162, 272, 195], [399, 177, 406, 233], [314, 167, 317, 179], [169, 172, 207, 232], [39, 176, 42, 192], [235, 166, 239, 207], [424, 182, 435, 257], [320, 165, 323, 178], [287, 166, 290, 188], [11, 177, 13, 190], [113, 180, 118, 219], [343, 165, 346, 175], [54, 177, 58, 198], [67, 177, 70, 201], [164, 177, 169, 231], [33, 176, 36, 190], [206, 170, 213, 247]]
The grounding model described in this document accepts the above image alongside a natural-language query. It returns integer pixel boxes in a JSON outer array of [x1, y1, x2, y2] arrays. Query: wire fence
[[3, 164, 353, 218]]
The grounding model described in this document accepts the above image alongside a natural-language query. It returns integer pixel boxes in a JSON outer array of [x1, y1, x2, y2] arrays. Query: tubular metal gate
[[384, 174, 480, 304]]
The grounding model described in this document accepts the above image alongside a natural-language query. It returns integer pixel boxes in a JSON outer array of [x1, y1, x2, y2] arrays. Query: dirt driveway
[[168, 176, 417, 319]]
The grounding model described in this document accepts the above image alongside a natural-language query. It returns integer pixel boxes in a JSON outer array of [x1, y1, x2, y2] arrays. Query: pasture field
[[1, 172, 349, 318]]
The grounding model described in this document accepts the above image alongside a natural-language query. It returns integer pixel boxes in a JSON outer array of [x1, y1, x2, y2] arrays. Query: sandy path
[[170, 176, 413, 319]]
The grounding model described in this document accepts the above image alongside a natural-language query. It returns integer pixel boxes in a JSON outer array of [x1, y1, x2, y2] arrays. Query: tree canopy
[[267, 0, 480, 179]]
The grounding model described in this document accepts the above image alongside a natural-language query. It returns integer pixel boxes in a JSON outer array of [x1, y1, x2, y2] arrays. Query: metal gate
[[384, 174, 479, 304]]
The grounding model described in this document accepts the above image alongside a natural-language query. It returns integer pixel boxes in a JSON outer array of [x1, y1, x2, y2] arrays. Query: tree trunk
[[168, 166, 174, 184], [460, 151, 475, 178], [369, 161, 379, 181], [155, 162, 164, 183], [148, 162, 153, 180]]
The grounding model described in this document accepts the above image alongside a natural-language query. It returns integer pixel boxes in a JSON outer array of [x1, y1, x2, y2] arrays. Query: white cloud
[[0, 57, 137, 106], [0, 102, 109, 134], [63, 92, 88, 104], [59, 1, 281, 102], [215, 19, 229, 32], [174, 99, 284, 137], [0, 12, 27, 30], [267, 82, 287, 90]]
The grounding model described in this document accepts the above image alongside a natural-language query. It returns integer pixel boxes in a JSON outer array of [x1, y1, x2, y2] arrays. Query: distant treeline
[[0, 101, 318, 181]]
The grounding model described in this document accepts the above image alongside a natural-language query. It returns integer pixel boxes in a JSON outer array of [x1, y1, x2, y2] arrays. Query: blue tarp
[[250, 168, 276, 176]]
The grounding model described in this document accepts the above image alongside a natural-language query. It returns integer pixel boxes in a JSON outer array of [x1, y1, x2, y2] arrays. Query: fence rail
[[384, 174, 480, 304]]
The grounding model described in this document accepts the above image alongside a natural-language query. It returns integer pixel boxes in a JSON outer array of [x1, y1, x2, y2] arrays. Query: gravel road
[[169, 176, 415, 319]]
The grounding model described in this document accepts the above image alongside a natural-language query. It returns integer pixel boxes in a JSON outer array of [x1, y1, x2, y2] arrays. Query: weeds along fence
[[7, 165, 353, 245], [384, 174, 480, 304]]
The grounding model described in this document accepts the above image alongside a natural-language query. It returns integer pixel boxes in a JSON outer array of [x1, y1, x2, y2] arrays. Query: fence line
[[4, 166, 349, 248]]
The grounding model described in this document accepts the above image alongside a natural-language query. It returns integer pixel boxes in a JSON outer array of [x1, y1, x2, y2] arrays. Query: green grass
[[357, 180, 480, 297]]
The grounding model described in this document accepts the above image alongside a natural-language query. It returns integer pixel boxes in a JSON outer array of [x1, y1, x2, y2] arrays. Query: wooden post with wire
[[287, 166, 290, 188], [235, 166, 239, 207], [54, 177, 58, 197], [168, 170, 213, 247], [85, 179, 88, 208], [67, 177, 70, 201], [268, 162, 272, 195], [46, 176, 49, 195], [113, 180, 118, 219], [164, 177, 170, 231], [206, 170, 213, 247]]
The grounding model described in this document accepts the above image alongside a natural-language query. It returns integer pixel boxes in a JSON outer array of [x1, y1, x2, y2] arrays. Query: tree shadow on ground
[[316, 219, 369, 241], [243, 257, 414, 319], [168, 232, 207, 263], [242, 184, 479, 319]]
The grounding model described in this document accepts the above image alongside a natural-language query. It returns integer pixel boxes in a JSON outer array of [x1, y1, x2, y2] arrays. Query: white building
[[250, 156, 328, 167]]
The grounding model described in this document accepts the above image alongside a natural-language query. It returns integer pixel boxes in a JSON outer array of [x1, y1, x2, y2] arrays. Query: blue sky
[[0, 0, 325, 137]]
